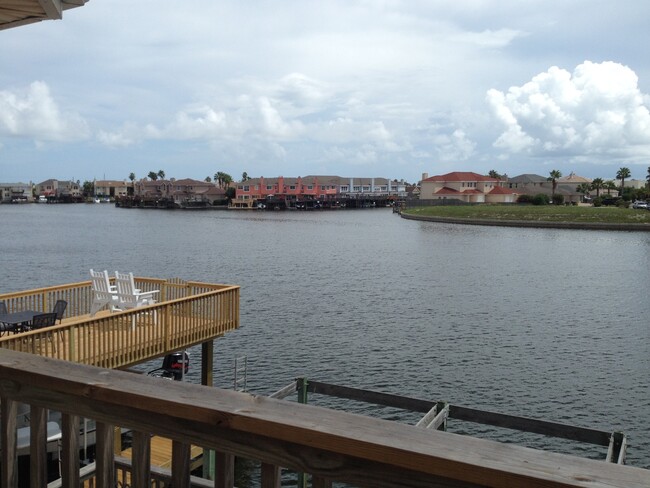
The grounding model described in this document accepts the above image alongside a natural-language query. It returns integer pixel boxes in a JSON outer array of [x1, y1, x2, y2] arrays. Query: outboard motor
[[148, 351, 189, 380]]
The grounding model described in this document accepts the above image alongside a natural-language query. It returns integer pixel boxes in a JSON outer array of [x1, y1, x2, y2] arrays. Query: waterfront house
[[36, 179, 82, 202], [0, 182, 33, 203], [232, 175, 408, 208], [94, 179, 132, 199], [133, 178, 226, 207], [419, 172, 517, 203], [506, 173, 584, 203]]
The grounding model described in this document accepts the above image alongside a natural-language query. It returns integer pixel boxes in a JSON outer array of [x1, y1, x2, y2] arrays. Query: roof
[[0, 0, 89, 31], [423, 172, 499, 183], [507, 174, 547, 183], [489, 186, 518, 195], [558, 172, 592, 184]]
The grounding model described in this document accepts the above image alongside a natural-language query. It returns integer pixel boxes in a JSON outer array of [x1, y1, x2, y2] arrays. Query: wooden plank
[[261, 463, 281, 488], [131, 430, 151, 488], [171, 440, 191, 488], [214, 451, 234, 488], [1, 397, 18, 488], [269, 381, 297, 399], [1, 350, 648, 488], [61, 413, 80, 487], [416, 405, 438, 428], [312, 476, 332, 488], [95, 422, 115, 488], [29, 406, 48, 488]]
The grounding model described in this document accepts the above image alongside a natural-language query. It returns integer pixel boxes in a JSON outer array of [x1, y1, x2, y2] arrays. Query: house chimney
[[422, 172, 429, 181]]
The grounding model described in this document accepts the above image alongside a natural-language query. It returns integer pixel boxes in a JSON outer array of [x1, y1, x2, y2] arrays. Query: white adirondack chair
[[89, 269, 119, 316], [114, 272, 159, 327]]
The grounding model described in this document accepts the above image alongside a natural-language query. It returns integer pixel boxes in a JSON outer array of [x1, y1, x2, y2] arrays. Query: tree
[[488, 170, 501, 180], [129, 172, 136, 183], [646, 166, 650, 188], [242, 172, 251, 181], [590, 178, 604, 197], [547, 170, 562, 196], [604, 180, 617, 195], [576, 183, 591, 200], [157, 170, 166, 181], [82, 180, 94, 197], [616, 167, 631, 191], [205, 176, 212, 182], [221, 173, 233, 188], [148, 171, 158, 181]]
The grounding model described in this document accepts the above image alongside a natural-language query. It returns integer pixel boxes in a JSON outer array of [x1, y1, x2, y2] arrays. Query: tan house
[[36, 179, 82, 202], [420, 172, 518, 203], [94, 180, 131, 199], [134, 178, 226, 206]]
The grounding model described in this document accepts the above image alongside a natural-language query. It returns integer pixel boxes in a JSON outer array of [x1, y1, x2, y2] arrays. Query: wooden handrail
[[0, 280, 240, 369], [1, 350, 647, 488]]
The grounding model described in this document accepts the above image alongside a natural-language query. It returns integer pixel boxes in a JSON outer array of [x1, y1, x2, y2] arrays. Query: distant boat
[[93, 198, 101, 203]]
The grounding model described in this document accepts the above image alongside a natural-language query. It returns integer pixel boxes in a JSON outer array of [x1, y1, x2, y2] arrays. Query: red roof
[[434, 186, 460, 194], [489, 186, 518, 195], [424, 172, 499, 183]]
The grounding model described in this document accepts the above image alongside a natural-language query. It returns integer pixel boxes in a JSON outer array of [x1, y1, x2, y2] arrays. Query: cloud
[[487, 61, 650, 160], [0, 81, 90, 142]]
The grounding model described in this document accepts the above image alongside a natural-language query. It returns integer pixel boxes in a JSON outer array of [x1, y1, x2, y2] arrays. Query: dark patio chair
[[52, 300, 67, 323], [30, 313, 58, 330], [0, 301, 8, 337], [0, 301, 7, 315]]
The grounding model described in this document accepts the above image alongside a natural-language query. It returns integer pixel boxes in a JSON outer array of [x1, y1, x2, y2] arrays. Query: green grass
[[404, 204, 650, 224]]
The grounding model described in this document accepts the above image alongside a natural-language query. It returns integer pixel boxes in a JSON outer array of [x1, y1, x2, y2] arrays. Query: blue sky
[[1, 1, 650, 184]]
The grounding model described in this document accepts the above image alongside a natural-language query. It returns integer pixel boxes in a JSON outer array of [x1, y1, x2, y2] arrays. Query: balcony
[[0, 349, 647, 488], [0, 277, 239, 369]]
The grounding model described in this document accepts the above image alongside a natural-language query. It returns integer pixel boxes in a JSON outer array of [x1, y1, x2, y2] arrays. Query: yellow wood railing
[[0, 279, 239, 369], [1, 350, 647, 488]]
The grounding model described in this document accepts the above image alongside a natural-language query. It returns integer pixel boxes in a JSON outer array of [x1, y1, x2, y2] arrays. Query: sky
[[1, 0, 650, 185]]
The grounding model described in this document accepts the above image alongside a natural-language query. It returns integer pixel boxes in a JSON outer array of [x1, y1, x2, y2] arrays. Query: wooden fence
[[1, 350, 647, 488]]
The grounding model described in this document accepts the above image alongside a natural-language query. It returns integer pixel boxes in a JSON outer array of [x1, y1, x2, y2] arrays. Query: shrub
[[593, 197, 603, 207], [532, 193, 550, 205], [616, 199, 629, 208], [552, 194, 565, 205], [517, 194, 533, 204]]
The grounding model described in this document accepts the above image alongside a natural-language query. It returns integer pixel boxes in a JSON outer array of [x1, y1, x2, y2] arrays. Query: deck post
[[201, 340, 215, 480], [95, 422, 115, 488], [1, 397, 18, 488], [29, 406, 48, 488], [61, 413, 80, 487], [171, 440, 191, 488], [214, 451, 235, 488], [296, 378, 308, 488], [132, 431, 151, 488], [261, 463, 281, 488]]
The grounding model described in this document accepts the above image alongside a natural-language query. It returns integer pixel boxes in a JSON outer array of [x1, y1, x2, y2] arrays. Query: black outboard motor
[[148, 351, 189, 380]]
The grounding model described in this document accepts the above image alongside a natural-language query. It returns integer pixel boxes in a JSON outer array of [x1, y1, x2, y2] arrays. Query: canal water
[[1, 204, 649, 468]]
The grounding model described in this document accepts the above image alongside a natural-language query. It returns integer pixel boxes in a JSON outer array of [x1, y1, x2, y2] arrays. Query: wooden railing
[[0, 279, 239, 369], [1, 350, 647, 488]]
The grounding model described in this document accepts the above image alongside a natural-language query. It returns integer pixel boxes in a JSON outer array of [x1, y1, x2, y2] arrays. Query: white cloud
[[487, 61, 650, 160], [0, 81, 89, 142]]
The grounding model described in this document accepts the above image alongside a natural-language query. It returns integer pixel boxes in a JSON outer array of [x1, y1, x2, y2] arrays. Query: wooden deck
[[0, 278, 240, 369]]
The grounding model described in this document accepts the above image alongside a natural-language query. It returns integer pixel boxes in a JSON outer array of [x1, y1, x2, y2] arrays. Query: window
[[307, 185, 313, 190], [321, 185, 325, 190], [340, 186, 348, 192], [243, 185, 250, 191], [353, 186, 361, 192], [290, 185, 296, 190], [266, 185, 273, 190]]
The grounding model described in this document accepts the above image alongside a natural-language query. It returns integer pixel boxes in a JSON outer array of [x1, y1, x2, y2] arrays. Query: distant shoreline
[[400, 212, 650, 231]]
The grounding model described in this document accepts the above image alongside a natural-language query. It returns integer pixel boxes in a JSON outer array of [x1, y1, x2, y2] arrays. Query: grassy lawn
[[403, 204, 650, 224]]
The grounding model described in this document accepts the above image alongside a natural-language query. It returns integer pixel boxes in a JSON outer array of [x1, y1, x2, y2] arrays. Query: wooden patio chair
[[89, 269, 119, 316], [114, 271, 160, 327]]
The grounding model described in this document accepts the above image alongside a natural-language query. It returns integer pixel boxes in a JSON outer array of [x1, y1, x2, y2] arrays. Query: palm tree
[[129, 172, 136, 183], [488, 170, 501, 180], [148, 171, 158, 181], [604, 180, 617, 195], [616, 167, 631, 192], [214, 172, 224, 188], [547, 170, 562, 196], [576, 183, 591, 201], [157, 170, 166, 181], [205, 176, 212, 182], [590, 178, 604, 197], [221, 173, 233, 188], [646, 166, 650, 188], [242, 172, 250, 181]]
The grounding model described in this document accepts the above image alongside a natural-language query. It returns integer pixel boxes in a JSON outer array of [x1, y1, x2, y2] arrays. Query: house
[[133, 178, 225, 206], [419, 172, 518, 203], [0, 182, 33, 203], [506, 173, 584, 203], [231, 175, 408, 208], [35, 179, 82, 202], [94, 180, 132, 199]]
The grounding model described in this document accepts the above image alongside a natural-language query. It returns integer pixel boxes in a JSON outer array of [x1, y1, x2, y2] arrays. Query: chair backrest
[[115, 271, 136, 296], [52, 300, 68, 322], [90, 269, 112, 293], [0, 301, 7, 315], [31, 313, 58, 330]]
